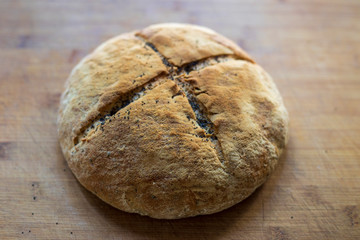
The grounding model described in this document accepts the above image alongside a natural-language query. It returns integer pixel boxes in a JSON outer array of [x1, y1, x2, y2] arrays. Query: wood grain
[[0, 0, 359, 239]]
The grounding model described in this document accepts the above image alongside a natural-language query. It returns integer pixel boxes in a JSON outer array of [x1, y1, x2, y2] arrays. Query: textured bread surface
[[58, 23, 288, 219]]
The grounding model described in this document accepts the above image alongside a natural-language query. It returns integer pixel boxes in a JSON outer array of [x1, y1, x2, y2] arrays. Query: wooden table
[[1, 0, 359, 239]]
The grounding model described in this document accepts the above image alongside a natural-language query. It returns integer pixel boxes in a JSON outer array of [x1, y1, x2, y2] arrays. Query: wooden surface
[[0, 0, 359, 239]]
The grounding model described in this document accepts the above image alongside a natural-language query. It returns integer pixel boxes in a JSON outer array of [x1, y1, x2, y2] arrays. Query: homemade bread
[[58, 23, 288, 219]]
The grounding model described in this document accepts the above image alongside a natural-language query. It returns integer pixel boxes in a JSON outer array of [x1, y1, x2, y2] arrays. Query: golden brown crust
[[58, 33, 167, 160], [136, 23, 255, 66], [58, 23, 288, 219]]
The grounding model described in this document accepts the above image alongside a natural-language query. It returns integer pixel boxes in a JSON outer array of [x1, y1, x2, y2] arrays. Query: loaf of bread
[[57, 23, 288, 219]]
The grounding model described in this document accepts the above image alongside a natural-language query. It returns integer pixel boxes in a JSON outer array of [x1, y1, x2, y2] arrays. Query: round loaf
[[58, 23, 288, 219]]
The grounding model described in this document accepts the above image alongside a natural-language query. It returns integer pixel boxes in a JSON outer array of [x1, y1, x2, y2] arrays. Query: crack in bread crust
[[73, 35, 242, 165], [73, 73, 168, 145], [71, 34, 259, 169], [135, 35, 236, 164], [72, 34, 263, 166]]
